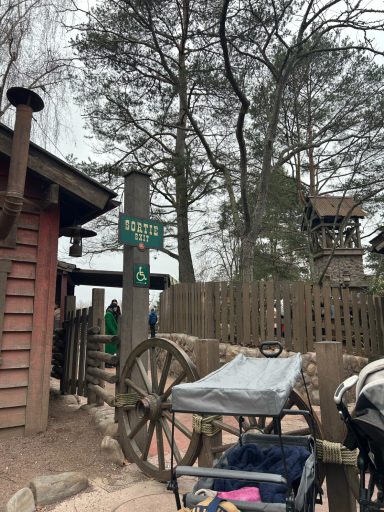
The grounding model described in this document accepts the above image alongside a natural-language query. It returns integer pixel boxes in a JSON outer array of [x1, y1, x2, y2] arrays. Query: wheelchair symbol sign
[[134, 264, 150, 287]]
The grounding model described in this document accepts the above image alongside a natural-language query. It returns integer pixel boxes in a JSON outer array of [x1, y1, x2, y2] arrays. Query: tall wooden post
[[119, 170, 150, 375], [195, 338, 222, 467], [316, 341, 356, 512]]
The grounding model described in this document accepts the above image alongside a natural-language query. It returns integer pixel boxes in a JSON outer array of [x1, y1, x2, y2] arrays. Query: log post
[[195, 338, 222, 467], [316, 341, 356, 512], [87, 288, 105, 405]]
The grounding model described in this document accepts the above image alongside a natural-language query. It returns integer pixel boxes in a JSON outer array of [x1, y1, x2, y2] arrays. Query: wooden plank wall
[[0, 210, 37, 437], [159, 281, 384, 357]]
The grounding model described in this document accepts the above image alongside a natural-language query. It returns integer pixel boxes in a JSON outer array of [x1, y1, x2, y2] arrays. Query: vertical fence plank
[[77, 307, 88, 397], [251, 282, 259, 346], [242, 282, 251, 345], [378, 297, 384, 355], [274, 282, 282, 341], [229, 284, 235, 344], [236, 284, 243, 345], [374, 296, 383, 356], [351, 290, 362, 356], [304, 283, 314, 351], [367, 294, 377, 357], [70, 309, 81, 395], [259, 282, 266, 342], [313, 284, 322, 343], [266, 281, 275, 340], [214, 282, 221, 341], [282, 282, 292, 350], [322, 284, 333, 340], [342, 288, 353, 353], [191, 284, 196, 336], [332, 287, 342, 343], [360, 293, 369, 356], [296, 282, 306, 352], [205, 282, 215, 339], [222, 282, 228, 344]]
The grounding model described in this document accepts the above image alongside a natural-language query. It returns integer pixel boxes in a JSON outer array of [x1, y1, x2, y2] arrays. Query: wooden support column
[[119, 171, 150, 373], [195, 338, 222, 467], [316, 341, 356, 512], [118, 171, 150, 453]]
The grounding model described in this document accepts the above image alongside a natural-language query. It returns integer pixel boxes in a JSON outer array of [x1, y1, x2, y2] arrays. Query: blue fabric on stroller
[[212, 443, 310, 503]]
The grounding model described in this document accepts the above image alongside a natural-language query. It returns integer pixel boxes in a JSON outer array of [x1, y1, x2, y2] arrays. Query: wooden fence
[[52, 292, 118, 404], [159, 281, 384, 357]]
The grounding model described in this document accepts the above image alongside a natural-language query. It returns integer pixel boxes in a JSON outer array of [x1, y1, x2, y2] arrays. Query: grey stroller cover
[[350, 359, 384, 476], [171, 353, 302, 416]]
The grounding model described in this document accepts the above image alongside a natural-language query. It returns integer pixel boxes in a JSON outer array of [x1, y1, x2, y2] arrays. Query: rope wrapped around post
[[115, 392, 140, 408], [192, 414, 223, 437], [316, 439, 358, 466]]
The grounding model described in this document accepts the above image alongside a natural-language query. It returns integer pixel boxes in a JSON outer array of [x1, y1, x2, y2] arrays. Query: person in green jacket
[[104, 300, 120, 356]]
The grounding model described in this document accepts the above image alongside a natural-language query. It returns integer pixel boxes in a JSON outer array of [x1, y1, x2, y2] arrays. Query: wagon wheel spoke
[[124, 378, 147, 398], [128, 417, 147, 440], [160, 417, 182, 464], [150, 347, 159, 393], [141, 420, 156, 461], [156, 420, 165, 470], [135, 356, 152, 393], [163, 410, 193, 440], [162, 371, 187, 400], [158, 352, 172, 394]]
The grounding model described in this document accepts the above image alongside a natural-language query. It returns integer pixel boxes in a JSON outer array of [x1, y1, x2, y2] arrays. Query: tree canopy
[[72, 0, 384, 282]]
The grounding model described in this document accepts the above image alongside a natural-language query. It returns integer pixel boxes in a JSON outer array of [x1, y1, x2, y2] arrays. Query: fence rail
[[159, 281, 384, 357]]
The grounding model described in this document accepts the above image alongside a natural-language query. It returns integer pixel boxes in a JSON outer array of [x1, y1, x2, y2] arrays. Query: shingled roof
[[306, 196, 366, 218]]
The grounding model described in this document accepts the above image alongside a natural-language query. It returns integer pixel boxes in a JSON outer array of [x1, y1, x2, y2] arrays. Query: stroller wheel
[[117, 337, 202, 482]]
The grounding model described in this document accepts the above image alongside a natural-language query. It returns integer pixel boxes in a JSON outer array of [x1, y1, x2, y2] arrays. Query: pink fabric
[[217, 486, 261, 502]]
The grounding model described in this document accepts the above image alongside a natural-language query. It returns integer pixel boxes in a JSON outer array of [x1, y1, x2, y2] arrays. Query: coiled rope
[[192, 414, 223, 436], [316, 439, 358, 466]]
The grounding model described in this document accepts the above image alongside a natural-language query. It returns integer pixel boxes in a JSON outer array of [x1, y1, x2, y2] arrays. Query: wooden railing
[[159, 281, 384, 357]]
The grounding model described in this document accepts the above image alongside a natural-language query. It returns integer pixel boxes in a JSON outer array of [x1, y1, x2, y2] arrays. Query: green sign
[[118, 214, 163, 249], [134, 264, 150, 287]]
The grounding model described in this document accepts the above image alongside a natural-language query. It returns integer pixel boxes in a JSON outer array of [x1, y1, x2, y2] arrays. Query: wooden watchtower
[[302, 196, 366, 284]]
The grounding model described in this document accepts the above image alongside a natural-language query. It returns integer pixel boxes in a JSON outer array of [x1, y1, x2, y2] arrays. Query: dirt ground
[[0, 380, 147, 511]]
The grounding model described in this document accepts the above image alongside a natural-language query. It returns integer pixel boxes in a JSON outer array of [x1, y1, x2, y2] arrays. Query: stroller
[[168, 343, 320, 511], [334, 359, 384, 511]]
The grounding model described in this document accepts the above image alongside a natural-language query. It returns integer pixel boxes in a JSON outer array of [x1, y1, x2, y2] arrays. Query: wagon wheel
[[210, 389, 325, 484], [117, 337, 202, 482]]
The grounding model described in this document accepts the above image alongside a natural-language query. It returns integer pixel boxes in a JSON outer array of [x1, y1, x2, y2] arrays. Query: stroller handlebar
[[334, 375, 358, 405]]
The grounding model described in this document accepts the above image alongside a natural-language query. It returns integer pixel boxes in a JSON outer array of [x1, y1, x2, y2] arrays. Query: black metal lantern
[[60, 225, 97, 257]]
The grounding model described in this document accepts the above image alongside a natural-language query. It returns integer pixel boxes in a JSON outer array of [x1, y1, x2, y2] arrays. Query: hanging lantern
[[60, 225, 97, 257]]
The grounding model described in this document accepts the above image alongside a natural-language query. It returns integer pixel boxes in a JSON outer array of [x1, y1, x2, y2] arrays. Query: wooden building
[[302, 196, 366, 285], [0, 89, 117, 438]]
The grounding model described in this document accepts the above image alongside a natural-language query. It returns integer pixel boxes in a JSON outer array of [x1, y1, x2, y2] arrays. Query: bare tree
[[0, 0, 73, 141]]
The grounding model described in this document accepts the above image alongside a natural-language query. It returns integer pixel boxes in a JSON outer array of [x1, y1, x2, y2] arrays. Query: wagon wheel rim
[[212, 389, 325, 484], [117, 337, 202, 482]]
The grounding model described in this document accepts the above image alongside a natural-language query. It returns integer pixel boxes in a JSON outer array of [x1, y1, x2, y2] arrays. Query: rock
[[101, 436, 126, 466], [54, 395, 79, 406], [30, 472, 88, 506], [5, 488, 35, 512], [96, 418, 115, 434]]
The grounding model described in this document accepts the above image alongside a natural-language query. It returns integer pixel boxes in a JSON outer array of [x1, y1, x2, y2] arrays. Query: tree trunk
[[174, 3, 195, 283]]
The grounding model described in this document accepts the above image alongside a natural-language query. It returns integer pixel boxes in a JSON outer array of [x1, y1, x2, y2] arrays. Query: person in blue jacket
[[148, 308, 158, 337]]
